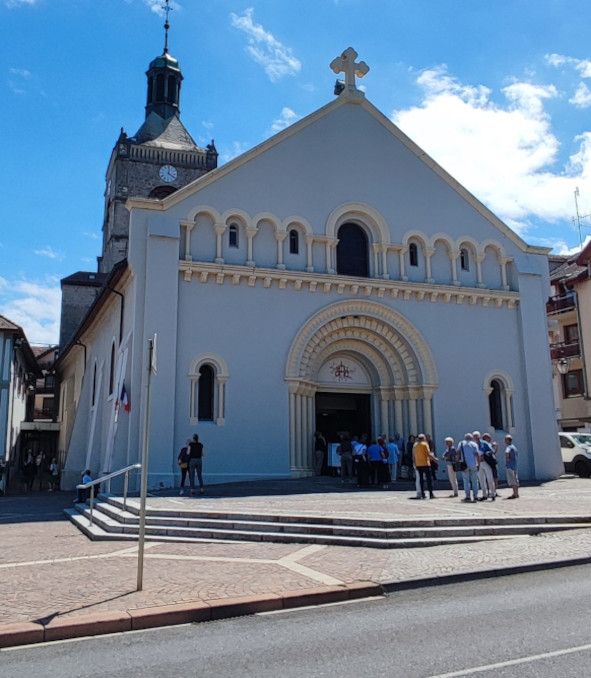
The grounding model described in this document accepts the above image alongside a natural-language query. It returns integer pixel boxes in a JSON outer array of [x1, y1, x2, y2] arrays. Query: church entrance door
[[315, 391, 371, 445]]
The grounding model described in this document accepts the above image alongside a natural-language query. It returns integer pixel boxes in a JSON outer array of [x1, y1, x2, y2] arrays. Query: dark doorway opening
[[315, 392, 372, 445], [336, 223, 369, 277]]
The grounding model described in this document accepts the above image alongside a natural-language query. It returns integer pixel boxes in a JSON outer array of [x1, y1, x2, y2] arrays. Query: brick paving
[[2, 477, 591, 627]]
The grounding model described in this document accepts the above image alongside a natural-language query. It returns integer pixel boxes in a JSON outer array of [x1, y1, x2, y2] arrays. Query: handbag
[[179, 462, 188, 470], [457, 443, 468, 472]]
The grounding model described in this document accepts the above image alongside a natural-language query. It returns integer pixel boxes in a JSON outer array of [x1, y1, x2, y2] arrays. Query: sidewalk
[[2, 477, 591, 644]]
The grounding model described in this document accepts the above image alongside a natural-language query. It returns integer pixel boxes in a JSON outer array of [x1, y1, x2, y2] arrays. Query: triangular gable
[[127, 92, 547, 255]]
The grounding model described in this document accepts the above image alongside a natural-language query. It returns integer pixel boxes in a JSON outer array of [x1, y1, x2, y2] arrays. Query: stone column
[[425, 247, 435, 284], [276, 231, 287, 269], [476, 253, 484, 288], [394, 399, 403, 436], [307, 395, 315, 471], [306, 235, 314, 273], [451, 250, 460, 286], [289, 391, 296, 471], [325, 241, 333, 274], [408, 395, 418, 437], [500, 257, 510, 290], [246, 227, 257, 267], [295, 394, 302, 469], [381, 245, 389, 280], [422, 395, 433, 437], [180, 221, 194, 261], [214, 223, 226, 264], [380, 393, 389, 436], [372, 243, 380, 277], [399, 248, 408, 281]]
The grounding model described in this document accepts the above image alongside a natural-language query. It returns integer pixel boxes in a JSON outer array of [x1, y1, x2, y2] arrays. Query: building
[[55, 44, 563, 490], [547, 244, 591, 431], [0, 315, 42, 492]]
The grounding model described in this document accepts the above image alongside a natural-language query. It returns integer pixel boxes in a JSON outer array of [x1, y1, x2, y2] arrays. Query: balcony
[[33, 408, 55, 421], [547, 293, 576, 315], [550, 340, 581, 360]]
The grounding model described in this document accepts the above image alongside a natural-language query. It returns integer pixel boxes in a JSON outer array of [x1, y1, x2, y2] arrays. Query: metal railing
[[76, 463, 142, 525], [546, 293, 576, 315], [550, 340, 581, 360]]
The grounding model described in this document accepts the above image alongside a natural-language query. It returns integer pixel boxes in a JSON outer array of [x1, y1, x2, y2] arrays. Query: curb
[[2, 556, 589, 649]]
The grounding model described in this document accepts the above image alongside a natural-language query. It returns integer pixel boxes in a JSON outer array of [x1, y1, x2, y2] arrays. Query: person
[[403, 435, 416, 480], [188, 434, 205, 495], [387, 436, 400, 482], [457, 433, 479, 502], [337, 434, 354, 483], [413, 433, 435, 499], [177, 440, 190, 495], [426, 434, 438, 482], [442, 437, 459, 497], [36, 452, 48, 492], [23, 452, 36, 492], [377, 437, 391, 488], [366, 438, 383, 486], [77, 469, 93, 503], [504, 434, 520, 499], [483, 433, 501, 495], [355, 435, 370, 487], [313, 432, 327, 476], [49, 457, 60, 492], [474, 431, 496, 501]]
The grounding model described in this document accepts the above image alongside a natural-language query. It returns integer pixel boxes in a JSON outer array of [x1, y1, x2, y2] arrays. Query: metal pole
[[123, 470, 129, 511], [137, 338, 154, 592], [89, 484, 95, 526]]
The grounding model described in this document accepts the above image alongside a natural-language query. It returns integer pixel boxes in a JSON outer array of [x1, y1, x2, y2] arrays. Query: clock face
[[159, 164, 177, 183]]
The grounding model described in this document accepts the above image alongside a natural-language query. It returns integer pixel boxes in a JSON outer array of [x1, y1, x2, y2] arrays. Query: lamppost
[[557, 358, 570, 376]]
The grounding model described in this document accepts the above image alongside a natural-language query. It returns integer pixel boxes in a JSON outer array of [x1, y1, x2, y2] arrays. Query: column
[[214, 223, 225, 264], [289, 391, 296, 471], [300, 395, 308, 470], [408, 396, 418, 436], [181, 221, 194, 261], [381, 245, 389, 280], [451, 251, 459, 286], [216, 378, 227, 425], [425, 247, 435, 284], [372, 243, 380, 277], [380, 396, 389, 436], [246, 227, 257, 267], [306, 235, 314, 272], [294, 394, 302, 470], [422, 395, 433, 437], [476, 254, 484, 288], [307, 396, 315, 471], [500, 257, 509, 290], [276, 231, 287, 270], [394, 399, 403, 436], [399, 248, 407, 281]]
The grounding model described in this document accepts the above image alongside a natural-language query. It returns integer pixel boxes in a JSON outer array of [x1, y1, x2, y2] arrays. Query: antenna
[[573, 187, 591, 250], [162, 0, 173, 54]]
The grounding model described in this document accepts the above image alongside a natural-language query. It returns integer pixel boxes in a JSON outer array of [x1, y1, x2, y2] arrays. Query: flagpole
[[137, 337, 154, 592]]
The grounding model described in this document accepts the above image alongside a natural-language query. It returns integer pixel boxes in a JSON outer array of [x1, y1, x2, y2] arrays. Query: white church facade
[[56, 46, 563, 490]]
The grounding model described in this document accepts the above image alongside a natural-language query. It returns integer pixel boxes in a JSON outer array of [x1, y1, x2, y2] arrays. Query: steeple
[[145, 0, 183, 120]]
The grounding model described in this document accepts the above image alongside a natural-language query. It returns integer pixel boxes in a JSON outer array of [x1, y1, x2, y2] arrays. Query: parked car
[[559, 432, 591, 477]]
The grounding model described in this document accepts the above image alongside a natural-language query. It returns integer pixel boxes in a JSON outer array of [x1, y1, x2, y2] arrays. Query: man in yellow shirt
[[413, 434, 435, 499]]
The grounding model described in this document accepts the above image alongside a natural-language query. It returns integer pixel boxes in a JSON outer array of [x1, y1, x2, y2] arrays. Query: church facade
[[56, 45, 562, 490]]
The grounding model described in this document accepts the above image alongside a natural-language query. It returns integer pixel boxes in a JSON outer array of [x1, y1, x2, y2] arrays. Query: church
[[55, 30, 563, 490]]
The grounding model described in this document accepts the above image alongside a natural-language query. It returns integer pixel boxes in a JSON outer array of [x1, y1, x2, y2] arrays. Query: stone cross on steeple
[[330, 47, 369, 93]]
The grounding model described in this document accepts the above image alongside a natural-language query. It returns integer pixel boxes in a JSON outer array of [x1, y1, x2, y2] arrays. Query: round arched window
[[336, 223, 369, 277]]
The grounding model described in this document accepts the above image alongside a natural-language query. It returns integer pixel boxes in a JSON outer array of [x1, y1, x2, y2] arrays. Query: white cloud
[[202, 120, 214, 131], [230, 8, 301, 82], [4, 0, 39, 7], [219, 141, 249, 164], [34, 246, 64, 260], [570, 82, 591, 108], [557, 235, 591, 255], [0, 278, 61, 345], [546, 53, 591, 78], [83, 231, 100, 241], [143, 0, 181, 15], [270, 107, 300, 134], [392, 65, 591, 231], [8, 68, 31, 79]]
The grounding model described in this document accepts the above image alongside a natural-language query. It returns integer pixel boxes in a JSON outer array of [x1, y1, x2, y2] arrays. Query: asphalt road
[[3, 565, 591, 677]]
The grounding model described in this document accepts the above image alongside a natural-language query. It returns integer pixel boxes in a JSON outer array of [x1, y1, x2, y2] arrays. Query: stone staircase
[[65, 494, 591, 549]]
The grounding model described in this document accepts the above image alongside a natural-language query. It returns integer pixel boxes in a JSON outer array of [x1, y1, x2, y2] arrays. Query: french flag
[[120, 384, 131, 413]]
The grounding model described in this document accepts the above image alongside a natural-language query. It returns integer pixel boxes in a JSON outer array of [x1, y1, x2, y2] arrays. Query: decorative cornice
[[178, 261, 520, 309]]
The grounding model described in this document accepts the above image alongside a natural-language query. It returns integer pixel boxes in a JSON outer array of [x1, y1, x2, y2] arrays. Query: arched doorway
[[336, 223, 369, 277], [285, 301, 438, 475]]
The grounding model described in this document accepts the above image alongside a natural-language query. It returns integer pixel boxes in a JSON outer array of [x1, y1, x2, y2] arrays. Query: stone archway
[[285, 300, 438, 474]]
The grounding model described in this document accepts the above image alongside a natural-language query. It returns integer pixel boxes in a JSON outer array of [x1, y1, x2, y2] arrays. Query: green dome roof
[[148, 51, 181, 72]]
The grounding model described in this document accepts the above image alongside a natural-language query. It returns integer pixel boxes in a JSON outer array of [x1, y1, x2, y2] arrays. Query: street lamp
[[557, 358, 570, 375]]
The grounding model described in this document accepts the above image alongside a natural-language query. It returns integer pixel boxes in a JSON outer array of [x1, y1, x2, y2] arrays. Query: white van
[[559, 432, 591, 477]]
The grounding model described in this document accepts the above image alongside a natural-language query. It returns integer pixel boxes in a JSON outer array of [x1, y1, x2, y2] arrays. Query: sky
[[2, 0, 591, 345]]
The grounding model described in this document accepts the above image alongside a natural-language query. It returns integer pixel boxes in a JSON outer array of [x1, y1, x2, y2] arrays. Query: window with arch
[[108, 342, 115, 396], [336, 223, 369, 277], [409, 242, 419, 267], [460, 248, 470, 271], [488, 377, 514, 431], [289, 229, 299, 255], [189, 354, 229, 425], [228, 224, 239, 248], [155, 74, 165, 101], [149, 185, 177, 200]]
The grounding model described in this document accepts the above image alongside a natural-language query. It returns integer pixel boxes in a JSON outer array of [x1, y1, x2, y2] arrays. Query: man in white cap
[[473, 431, 496, 501]]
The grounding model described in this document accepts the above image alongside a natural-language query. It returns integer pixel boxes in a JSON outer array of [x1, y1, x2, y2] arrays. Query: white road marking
[[117, 552, 276, 565], [427, 642, 591, 677], [280, 544, 326, 563], [277, 558, 344, 586]]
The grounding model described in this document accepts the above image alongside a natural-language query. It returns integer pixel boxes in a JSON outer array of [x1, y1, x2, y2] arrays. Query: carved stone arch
[[479, 239, 506, 260], [483, 370, 515, 432], [402, 230, 430, 251], [456, 236, 479, 256], [282, 216, 313, 237], [483, 370, 514, 393], [221, 208, 251, 230], [188, 353, 229, 426], [186, 205, 222, 224], [189, 353, 229, 379], [252, 211, 283, 236], [430, 232, 455, 254], [326, 202, 390, 245]]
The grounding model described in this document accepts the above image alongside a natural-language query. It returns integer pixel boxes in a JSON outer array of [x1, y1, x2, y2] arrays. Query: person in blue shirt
[[387, 436, 400, 481], [504, 435, 520, 499]]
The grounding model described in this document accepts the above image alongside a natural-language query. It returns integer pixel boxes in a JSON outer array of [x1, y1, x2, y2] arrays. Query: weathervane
[[162, 0, 173, 54]]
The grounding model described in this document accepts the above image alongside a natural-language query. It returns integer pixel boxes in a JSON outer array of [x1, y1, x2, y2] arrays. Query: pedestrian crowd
[[317, 430, 520, 501]]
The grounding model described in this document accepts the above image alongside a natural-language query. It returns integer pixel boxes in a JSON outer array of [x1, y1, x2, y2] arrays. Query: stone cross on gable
[[330, 47, 369, 92]]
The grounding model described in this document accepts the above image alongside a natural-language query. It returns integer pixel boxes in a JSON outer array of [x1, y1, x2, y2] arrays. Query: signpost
[[137, 334, 157, 592]]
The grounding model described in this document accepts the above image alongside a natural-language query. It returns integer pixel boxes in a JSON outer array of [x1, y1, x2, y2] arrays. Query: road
[[2, 565, 591, 677]]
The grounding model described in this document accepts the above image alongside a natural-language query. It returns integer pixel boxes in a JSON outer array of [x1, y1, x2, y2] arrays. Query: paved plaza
[[2, 476, 591, 628]]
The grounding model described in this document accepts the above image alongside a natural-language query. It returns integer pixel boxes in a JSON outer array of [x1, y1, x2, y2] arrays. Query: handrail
[[77, 463, 142, 525]]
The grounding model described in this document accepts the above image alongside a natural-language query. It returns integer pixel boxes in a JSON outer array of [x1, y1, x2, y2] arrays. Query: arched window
[[228, 224, 239, 248], [155, 74, 165, 101], [409, 243, 419, 267], [149, 185, 177, 199], [92, 363, 97, 407], [147, 76, 153, 105], [289, 229, 299, 255], [167, 75, 177, 103], [108, 343, 115, 396], [336, 223, 369, 277], [197, 365, 214, 421], [489, 379, 503, 430], [460, 248, 470, 271]]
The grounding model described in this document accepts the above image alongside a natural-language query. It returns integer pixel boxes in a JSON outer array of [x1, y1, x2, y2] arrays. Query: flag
[[120, 383, 131, 413]]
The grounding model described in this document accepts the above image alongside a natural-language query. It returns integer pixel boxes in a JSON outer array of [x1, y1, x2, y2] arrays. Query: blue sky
[[2, 0, 591, 344]]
